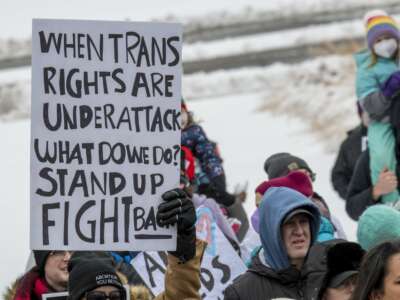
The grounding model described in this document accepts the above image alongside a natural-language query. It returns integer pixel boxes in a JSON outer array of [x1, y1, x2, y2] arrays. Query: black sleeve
[[345, 151, 376, 220], [331, 142, 352, 199], [224, 285, 241, 300]]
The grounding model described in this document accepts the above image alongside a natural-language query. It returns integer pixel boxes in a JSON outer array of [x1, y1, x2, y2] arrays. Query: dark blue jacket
[[182, 124, 224, 182]]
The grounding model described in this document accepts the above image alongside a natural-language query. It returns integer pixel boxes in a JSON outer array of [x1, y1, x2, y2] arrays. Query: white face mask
[[373, 38, 398, 58]]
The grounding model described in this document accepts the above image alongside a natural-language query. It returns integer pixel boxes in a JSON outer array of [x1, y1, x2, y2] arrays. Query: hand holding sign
[[157, 188, 196, 262]]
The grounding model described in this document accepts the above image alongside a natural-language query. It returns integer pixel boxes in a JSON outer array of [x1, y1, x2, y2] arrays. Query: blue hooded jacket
[[354, 49, 398, 100], [259, 187, 321, 271]]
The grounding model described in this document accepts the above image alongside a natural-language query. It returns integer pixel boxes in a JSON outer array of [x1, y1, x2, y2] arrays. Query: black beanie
[[263, 152, 314, 180], [68, 256, 123, 300], [33, 250, 52, 275]]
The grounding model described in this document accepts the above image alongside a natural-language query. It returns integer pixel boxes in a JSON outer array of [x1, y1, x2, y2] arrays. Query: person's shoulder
[[233, 266, 271, 285], [346, 124, 363, 136], [354, 49, 372, 69], [343, 125, 364, 144]]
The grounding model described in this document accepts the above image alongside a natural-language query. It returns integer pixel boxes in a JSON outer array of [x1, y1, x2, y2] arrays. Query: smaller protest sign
[[41, 285, 130, 300], [42, 292, 68, 300], [132, 206, 247, 299]]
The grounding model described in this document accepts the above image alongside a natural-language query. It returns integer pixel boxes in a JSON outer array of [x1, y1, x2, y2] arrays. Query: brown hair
[[351, 239, 400, 300]]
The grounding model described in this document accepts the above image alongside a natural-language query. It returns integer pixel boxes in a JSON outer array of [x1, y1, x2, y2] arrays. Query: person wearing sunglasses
[[68, 256, 126, 300]]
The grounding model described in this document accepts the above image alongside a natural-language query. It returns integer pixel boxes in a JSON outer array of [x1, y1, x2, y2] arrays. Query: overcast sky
[[2, 0, 270, 39]]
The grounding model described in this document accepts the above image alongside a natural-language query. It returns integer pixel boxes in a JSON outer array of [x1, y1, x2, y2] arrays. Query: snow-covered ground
[[0, 54, 359, 152], [0, 92, 357, 293]]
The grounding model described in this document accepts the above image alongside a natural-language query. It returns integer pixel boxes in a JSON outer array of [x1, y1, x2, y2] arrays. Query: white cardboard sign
[[42, 292, 68, 300], [30, 19, 182, 251], [132, 206, 247, 299]]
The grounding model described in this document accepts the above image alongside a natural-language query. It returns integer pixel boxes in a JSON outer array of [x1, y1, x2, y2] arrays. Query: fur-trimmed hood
[[3, 279, 17, 300]]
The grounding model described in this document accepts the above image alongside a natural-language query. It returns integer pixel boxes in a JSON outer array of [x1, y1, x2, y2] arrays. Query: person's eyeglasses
[[49, 251, 72, 259], [85, 290, 125, 300]]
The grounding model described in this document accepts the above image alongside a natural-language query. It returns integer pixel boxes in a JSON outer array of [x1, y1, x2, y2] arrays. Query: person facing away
[[223, 187, 321, 300], [181, 99, 245, 208], [181, 99, 249, 241], [354, 9, 400, 204], [357, 204, 400, 251]]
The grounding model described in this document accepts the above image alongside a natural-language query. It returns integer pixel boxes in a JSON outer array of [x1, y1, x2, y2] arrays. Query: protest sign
[[41, 285, 130, 300], [42, 292, 68, 300], [30, 19, 182, 251], [132, 206, 247, 299]]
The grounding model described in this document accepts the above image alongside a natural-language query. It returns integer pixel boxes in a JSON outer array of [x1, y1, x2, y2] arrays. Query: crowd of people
[[5, 8, 400, 300]]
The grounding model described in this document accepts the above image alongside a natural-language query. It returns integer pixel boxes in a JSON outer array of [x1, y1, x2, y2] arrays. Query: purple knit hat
[[364, 10, 400, 50]]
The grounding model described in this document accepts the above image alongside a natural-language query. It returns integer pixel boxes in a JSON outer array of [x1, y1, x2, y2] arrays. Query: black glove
[[157, 188, 197, 262]]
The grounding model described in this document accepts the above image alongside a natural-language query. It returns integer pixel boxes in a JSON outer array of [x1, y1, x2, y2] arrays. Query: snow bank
[[0, 38, 31, 60], [0, 55, 359, 153], [159, 0, 398, 34], [183, 55, 359, 153]]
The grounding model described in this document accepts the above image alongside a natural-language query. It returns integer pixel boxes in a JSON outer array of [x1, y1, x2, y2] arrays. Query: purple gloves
[[382, 71, 400, 100]]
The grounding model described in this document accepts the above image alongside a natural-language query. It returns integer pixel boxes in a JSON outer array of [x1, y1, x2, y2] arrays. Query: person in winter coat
[[263, 152, 346, 239], [354, 9, 400, 204], [357, 204, 400, 251], [331, 103, 369, 200], [68, 256, 126, 300], [346, 150, 399, 220], [320, 242, 365, 300], [7, 250, 72, 300], [223, 187, 321, 300], [180, 146, 241, 250], [6, 188, 204, 300], [351, 239, 400, 300], [181, 100, 235, 207], [181, 100, 249, 241], [252, 171, 335, 242], [67, 240, 207, 300]]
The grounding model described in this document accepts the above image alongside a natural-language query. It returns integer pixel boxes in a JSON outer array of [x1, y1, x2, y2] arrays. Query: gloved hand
[[157, 188, 197, 262], [382, 71, 400, 100]]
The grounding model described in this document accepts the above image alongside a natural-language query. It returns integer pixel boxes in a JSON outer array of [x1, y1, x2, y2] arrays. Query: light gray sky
[[2, 0, 269, 39]]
